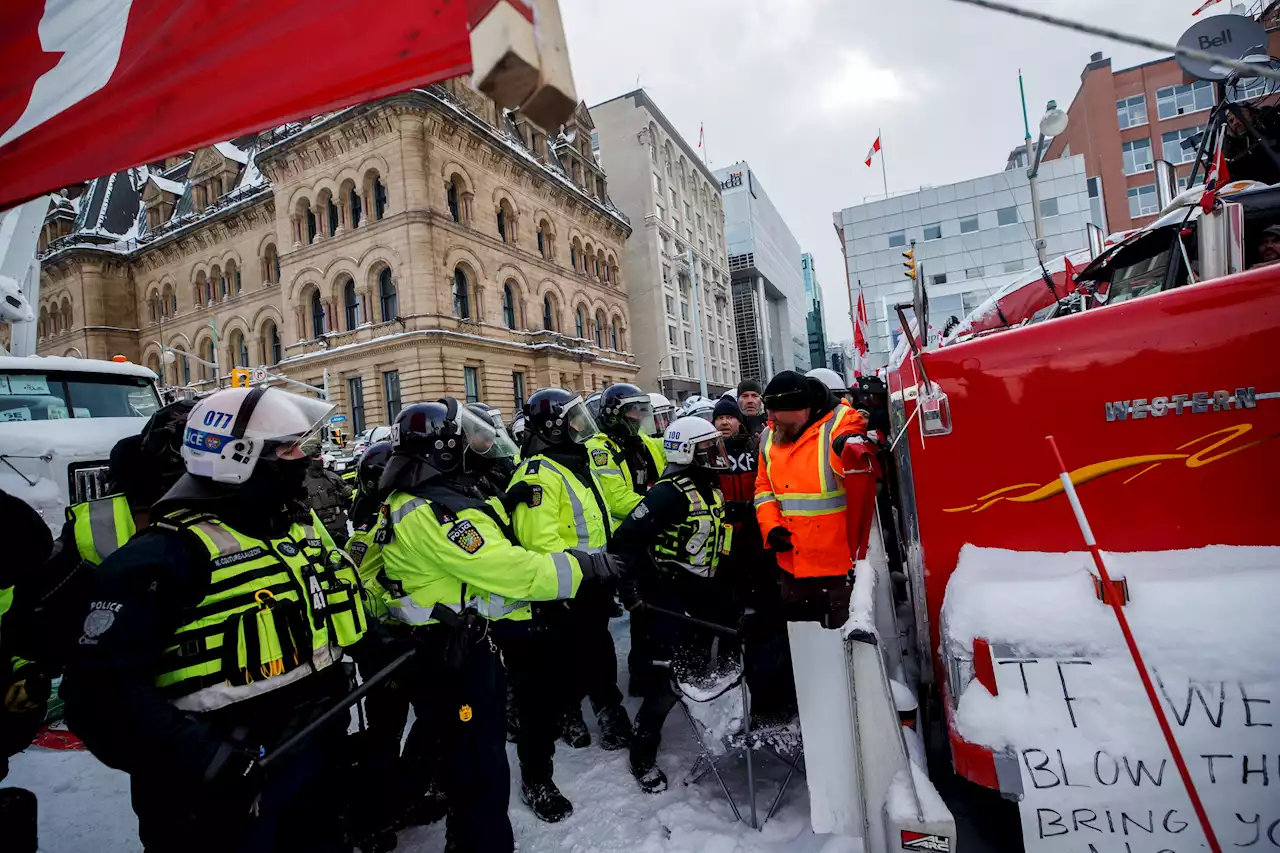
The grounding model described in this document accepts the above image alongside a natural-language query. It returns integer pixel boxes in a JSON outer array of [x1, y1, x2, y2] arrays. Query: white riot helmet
[[182, 387, 335, 484], [663, 416, 729, 470], [806, 367, 848, 396], [683, 395, 714, 421], [649, 392, 674, 437]]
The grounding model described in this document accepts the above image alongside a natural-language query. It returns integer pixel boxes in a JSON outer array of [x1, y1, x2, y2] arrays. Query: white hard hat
[[182, 387, 335, 484], [662, 416, 729, 469], [649, 392, 673, 411], [806, 367, 847, 393]]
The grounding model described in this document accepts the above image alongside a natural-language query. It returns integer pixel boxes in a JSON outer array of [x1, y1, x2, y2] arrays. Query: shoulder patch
[[525, 459, 542, 474], [529, 485, 543, 507], [631, 503, 649, 519], [349, 540, 369, 565], [446, 519, 485, 554], [590, 448, 610, 467]]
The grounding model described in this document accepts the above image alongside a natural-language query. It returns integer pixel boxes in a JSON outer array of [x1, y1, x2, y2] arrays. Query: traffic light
[[902, 248, 917, 282], [230, 368, 251, 388]]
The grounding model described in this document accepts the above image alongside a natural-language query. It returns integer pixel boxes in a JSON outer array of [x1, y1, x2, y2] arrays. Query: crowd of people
[[0, 366, 888, 853]]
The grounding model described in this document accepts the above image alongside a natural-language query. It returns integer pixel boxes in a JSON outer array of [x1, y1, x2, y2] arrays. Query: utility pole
[[1019, 70, 1047, 266]]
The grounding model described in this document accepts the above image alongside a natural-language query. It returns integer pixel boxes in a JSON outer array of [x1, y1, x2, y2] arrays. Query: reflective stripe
[[818, 412, 840, 495], [190, 520, 243, 555], [390, 498, 427, 525], [777, 494, 846, 514], [388, 593, 524, 625], [552, 552, 574, 599], [540, 459, 594, 549], [594, 467, 623, 477], [88, 499, 122, 560], [753, 492, 776, 507], [170, 643, 341, 713]]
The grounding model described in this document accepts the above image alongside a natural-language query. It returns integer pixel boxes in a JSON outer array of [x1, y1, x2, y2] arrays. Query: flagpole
[[879, 128, 889, 199]]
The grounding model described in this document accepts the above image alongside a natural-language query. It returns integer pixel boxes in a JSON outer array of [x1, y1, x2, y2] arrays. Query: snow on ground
[[7, 618, 858, 853]]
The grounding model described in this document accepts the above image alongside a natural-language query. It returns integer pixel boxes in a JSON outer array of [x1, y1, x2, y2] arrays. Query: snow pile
[[885, 762, 950, 825], [678, 667, 746, 755]]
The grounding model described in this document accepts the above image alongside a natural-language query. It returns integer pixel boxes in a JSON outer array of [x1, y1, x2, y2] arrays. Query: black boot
[[561, 707, 591, 749], [403, 782, 448, 827], [520, 778, 574, 823], [596, 705, 632, 751], [0, 788, 38, 853], [629, 753, 668, 794]]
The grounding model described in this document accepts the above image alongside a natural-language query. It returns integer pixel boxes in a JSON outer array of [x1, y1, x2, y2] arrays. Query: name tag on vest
[[212, 546, 267, 569], [305, 538, 323, 549]]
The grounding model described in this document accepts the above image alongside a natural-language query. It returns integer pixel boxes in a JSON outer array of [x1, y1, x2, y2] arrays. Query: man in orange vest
[[754, 371, 867, 628]]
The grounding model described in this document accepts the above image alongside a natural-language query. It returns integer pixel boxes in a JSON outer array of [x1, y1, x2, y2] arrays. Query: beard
[[773, 420, 803, 444]]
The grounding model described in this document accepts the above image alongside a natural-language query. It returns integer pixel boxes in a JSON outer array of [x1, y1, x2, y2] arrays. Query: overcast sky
[[561, 0, 1235, 342]]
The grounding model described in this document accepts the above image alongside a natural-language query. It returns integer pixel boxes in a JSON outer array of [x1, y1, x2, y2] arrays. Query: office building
[[33, 80, 637, 427], [716, 161, 808, 381], [833, 155, 1091, 370], [801, 252, 828, 369], [589, 90, 737, 400]]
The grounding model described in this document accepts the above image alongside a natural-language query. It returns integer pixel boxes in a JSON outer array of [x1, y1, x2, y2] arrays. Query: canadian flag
[[854, 289, 870, 356], [0, 0, 554, 210], [1199, 128, 1230, 215], [1192, 0, 1225, 15], [864, 135, 881, 168]]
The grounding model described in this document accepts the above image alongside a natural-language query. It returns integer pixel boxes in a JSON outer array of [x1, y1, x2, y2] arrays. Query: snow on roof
[[214, 141, 249, 164], [235, 151, 264, 191], [0, 354, 156, 379], [148, 174, 185, 196]]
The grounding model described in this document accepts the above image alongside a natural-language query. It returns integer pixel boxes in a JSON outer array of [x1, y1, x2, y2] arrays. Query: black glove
[[832, 431, 868, 455], [617, 574, 642, 611], [766, 527, 793, 553], [723, 500, 753, 523], [569, 550, 626, 586], [501, 482, 537, 513]]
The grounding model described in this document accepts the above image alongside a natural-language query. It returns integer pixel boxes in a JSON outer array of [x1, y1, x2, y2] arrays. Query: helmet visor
[[617, 396, 655, 437], [459, 404, 518, 460], [652, 408, 672, 436], [560, 396, 600, 444], [692, 435, 730, 470]]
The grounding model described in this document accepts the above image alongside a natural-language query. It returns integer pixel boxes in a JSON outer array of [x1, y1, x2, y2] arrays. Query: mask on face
[[255, 455, 311, 505]]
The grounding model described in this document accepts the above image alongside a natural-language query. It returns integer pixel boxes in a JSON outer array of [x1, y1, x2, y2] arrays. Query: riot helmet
[[649, 392, 674, 437], [663, 416, 730, 471], [523, 388, 600, 450], [357, 440, 394, 496], [598, 383, 655, 441]]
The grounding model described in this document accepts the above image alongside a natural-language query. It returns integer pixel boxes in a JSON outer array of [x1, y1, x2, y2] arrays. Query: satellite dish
[[1176, 14, 1268, 81]]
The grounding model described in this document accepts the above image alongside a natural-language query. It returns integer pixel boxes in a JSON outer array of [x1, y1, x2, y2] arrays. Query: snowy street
[[6, 617, 863, 853]]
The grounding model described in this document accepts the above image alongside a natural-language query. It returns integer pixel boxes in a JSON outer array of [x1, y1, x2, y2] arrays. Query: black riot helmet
[[598, 383, 655, 441], [357, 440, 394, 495], [391, 401, 464, 474], [523, 388, 600, 451]]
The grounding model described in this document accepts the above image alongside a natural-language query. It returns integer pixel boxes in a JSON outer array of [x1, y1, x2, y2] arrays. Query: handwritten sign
[[996, 649, 1280, 852]]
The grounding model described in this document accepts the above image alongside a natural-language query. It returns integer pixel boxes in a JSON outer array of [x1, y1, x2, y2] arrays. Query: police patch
[[529, 485, 543, 507], [446, 520, 485, 554], [591, 448, 610, 467], [631, 503, 649, 519], [278, 542, 299, 557]]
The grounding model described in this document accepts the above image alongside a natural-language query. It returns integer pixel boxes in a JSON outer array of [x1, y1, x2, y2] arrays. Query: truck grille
[[68, 462, 112, 504]]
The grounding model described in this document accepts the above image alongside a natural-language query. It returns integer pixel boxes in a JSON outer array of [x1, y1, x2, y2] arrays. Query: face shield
[[559, 396, 601, 444], [458, 404, 518, 461], [652, 407, 673, 435], [183, 388, 336, 484], [692, 435, 730, 470], [616, 395, 655, 437]]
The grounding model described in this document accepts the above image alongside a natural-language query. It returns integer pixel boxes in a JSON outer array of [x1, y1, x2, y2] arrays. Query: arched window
[[575, 307, 585, 338], [349, 186, 362, 228], [262, 244, 279, 285], [447, 179, 461, 223], [570, 241, 579, 271], [146, 352, 161, 377], [305, 206, 317, 244], [231, 330, 249, 367], [227, 260, 241, 295], [378, 268, 397, 322], [649, 123, 658, 163], [148, 292, 159, 323], [343, 278, 361, 330], [452, 268, 470, 319], [212, 266, 226, 301], [372, 176, 387, 220], [594, 310, 605, 347], [543, 295, 555, 331], [177, 347, 191, 385], [537, 222, 545, 256], [60, 298, 72, 333], [202, 339, 216, 381], [502, 282, 516, 329], [162, 284, 176, 317], [310, 289, 325, 338], [611, 319, 619, 350], [265, 321, 281, 365], [37, 307, 48, 339], [327, 196, 339, 237], [497, 205, 508, 243]]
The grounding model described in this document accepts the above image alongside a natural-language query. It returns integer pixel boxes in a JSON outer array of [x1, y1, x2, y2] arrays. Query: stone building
[[33, 79, 636, 431]]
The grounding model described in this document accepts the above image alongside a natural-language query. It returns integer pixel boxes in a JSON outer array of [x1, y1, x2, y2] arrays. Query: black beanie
[[737, 379, 762, 396], [712, 396, 743, 423], [763, 370, 811, 411]]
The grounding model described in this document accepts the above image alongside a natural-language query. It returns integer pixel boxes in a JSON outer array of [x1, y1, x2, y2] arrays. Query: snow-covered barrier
[[790, 515, 957, 851], [943, 545, 1280, 852]]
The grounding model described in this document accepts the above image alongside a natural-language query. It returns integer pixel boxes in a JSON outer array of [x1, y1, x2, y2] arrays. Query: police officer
[[586, 383, 667, 523], [510, 389, 631, 759], [61, 387, 371, 852], [609, 416, 735, 793], [375, 398, 621, 848], [304, 449, 353, 546]]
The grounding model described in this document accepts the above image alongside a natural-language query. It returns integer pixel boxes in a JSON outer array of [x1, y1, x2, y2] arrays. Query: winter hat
[[737, 379, 763, 396], [763, 370, 811, 411], [712, 396, 743, 423]]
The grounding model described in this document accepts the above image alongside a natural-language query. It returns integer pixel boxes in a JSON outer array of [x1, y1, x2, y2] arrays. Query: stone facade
[[34, 80, 637, 430]]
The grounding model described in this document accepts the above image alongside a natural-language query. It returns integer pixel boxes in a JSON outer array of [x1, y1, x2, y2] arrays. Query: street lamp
[[1026, 98, 1069, 265]]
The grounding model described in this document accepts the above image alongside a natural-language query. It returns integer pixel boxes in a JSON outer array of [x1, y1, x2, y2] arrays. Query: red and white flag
[[1192, 0, 1225, 15], [1200, 129, 1230, 215], [1063, 255, 1080, 288], [864, 135, 881, 167], [698, 123, 704, 149], [853, 288, 870, 357], [0, 0, 533, 209]]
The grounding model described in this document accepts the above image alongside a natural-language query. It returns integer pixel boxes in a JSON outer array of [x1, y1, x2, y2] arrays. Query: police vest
[[69, 494, 136, 565], [153, 509, 367, 713], [653, 475, 731, 578], [512, 456, 610, 553], [347, 521, 390, 624]]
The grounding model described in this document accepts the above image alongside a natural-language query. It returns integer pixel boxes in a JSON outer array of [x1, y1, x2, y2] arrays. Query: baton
[[259, 648, 416, 770], [636, 602, 739, 638]]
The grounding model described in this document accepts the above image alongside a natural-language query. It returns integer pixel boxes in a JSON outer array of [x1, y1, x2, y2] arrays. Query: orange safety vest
[[753, 405, 866, 579]]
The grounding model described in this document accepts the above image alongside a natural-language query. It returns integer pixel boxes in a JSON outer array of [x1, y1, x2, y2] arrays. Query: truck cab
[[0, 355, 160, 532]]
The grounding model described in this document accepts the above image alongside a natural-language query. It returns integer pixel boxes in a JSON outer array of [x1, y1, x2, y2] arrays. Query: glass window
[[327, 199, 339, 237], [668, 325, 677, 344], [497, 208, 507, 243], [1108, 248, 1172, 305], [503, 283, 517, 329], [1122, 138, 1153, 175], [513, 371, 526, 410], [1156, 82, 1214, 120], [537, 226, 546, 257], [0, 371, 159, 421], [1002, 260, 1025, 273], [464, 366, 480, 403], [1128, 183, 1158, 218], [234, 333, 249, 367], [1234, 75, 1268, 101], [373, 178, 387, 219], [266, 323, 281, 364], [1161, 125, 1205, 166], [997, 206, 1018, 226], [347, 377, 366, 434], [665, 295, 675, 315], [575, 308, 585, 338], [383, 370, 401, 421], [960, 217, 979, 233], [447, 181, 460, 223], [964, 266, 984, 279], [378, 269, 397, 322], [1116, 94, 1148, 129], [683, 331, 692, 350], [452, 268, 470, 318], [343, 279, 361, 330], [1040, 197, 1059, 217], [887, 231, 906, 248], [542, 296, 554, 330], [349, 189, 362, 228], [930, 273, 947, 285], [653, 173, 663, 196], [680, 301, 689, 320], [1087, 176, 1107, 231], [310, 291, 325, 338], [923, 223, 942, 241], [671, 357, 682, 375]]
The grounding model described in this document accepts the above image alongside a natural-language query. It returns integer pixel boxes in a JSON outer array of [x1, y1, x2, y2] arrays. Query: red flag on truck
[[0, 0, 554, 210]]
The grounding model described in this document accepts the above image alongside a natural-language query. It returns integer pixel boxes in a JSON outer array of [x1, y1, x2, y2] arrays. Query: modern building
[[801, 252, 828, 369], [716, 161, 808, 382], [589, 90, 737, 401], [833, 155, 1092, 370], [31, 79, 637, 428], [1043, 34, 1280, 233], [826, 341, 855, 384]]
